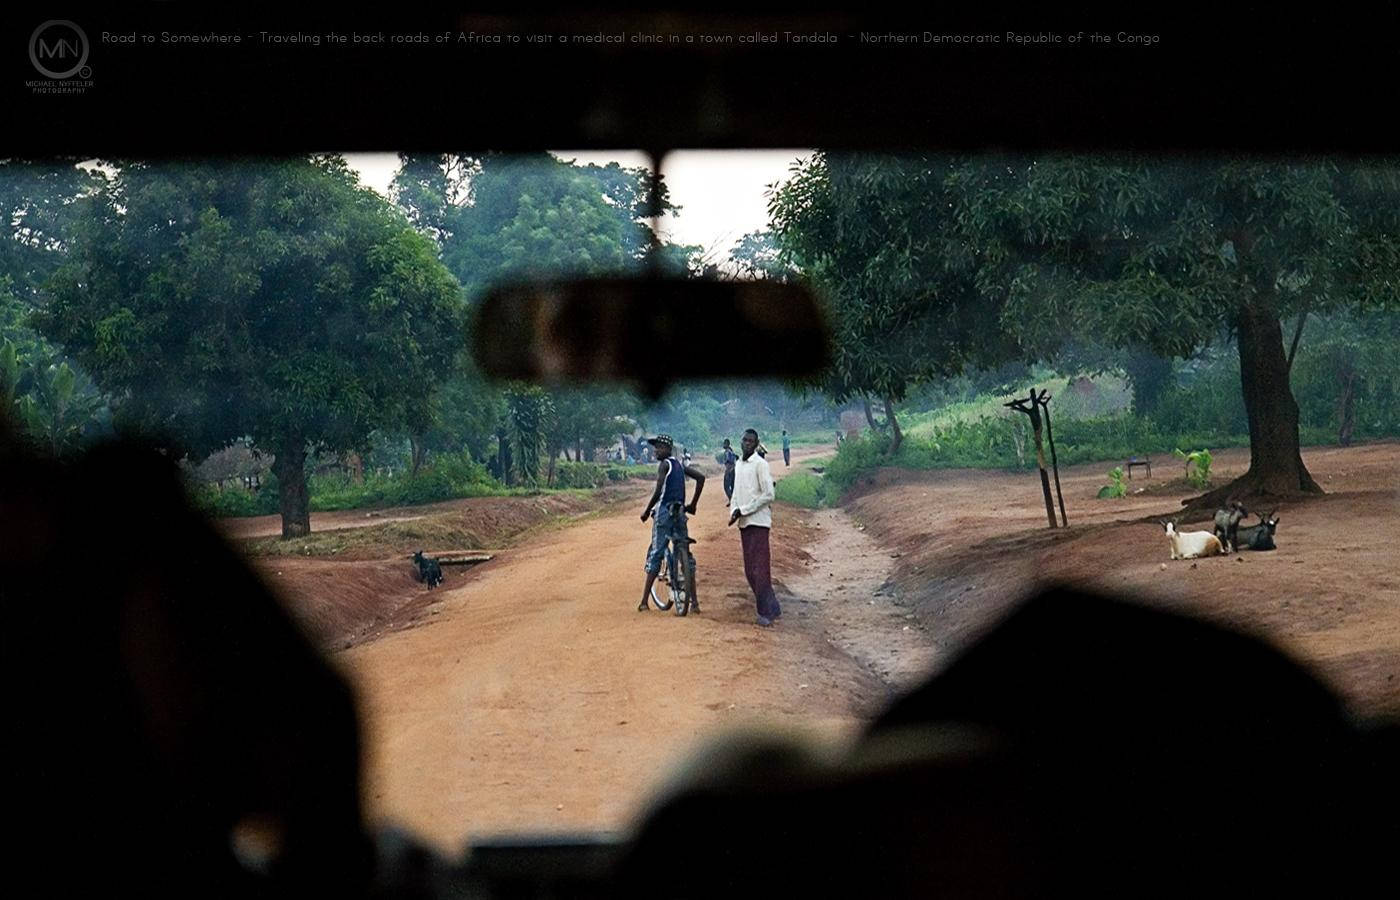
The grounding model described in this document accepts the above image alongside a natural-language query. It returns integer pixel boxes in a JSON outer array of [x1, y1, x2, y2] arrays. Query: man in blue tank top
[[638, 433, 706, 612]]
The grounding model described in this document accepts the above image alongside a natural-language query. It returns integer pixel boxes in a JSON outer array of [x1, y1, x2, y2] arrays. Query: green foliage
[[1174, 447, 1213, 488], [729, 229, 795, 281], [505, 385, 553, 487], [308, 451, 500, 510], [824, 417, 1255, 498], [441, 153, 676, 299], [190, 478, 282, 518], [1097, 466, 1128, 499], [0, 337, 108, 456], [38, 157, 465, 467], [549, 460, 652, 489], [1289, 310, 1400, 440], [769, 153, 1020, 408], [774, 471, 828, 508]]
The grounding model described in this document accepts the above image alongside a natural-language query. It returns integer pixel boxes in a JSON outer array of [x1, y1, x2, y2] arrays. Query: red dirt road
[[247, 441, 1398, 854], [333, 447, 881, 852]]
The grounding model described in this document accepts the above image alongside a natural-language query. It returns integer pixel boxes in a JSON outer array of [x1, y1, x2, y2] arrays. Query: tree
[[769, 153, 1021, 452], [389, 153, 478, 247], [504, 385, 552, 487], [38, 157, 464, 537], [950, 157, 1400, 507], [445, 153, 641, 299], [729, 229, 795, 282]]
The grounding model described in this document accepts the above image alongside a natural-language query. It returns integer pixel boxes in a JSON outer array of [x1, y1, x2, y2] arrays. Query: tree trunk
[[273, 435, 310, 539], [562, 447, 572, 462], [863, 395, 883, 432], [409, 435, 428, 477], [1337, 372, 1357, 447], [884, 396, 903, 455], [1181, 304, 1322, 516], [497, 432, 512, 486]]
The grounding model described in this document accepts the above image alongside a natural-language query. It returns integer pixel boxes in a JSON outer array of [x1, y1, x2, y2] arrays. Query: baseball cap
[[645, 433, 673, 448]]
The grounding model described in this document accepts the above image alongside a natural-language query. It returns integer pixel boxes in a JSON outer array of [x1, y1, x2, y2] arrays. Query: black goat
[[412, 550, 444, 587], [1213, 501, 1249, 554], [1235, 512, 1280, 551]]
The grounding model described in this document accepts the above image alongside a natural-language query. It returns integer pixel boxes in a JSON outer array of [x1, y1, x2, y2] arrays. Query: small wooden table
[[1126, 456, 1152, 479]]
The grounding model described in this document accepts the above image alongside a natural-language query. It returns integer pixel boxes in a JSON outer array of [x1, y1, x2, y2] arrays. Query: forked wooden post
[[1041, 393, 1068, 527], [1005, 388, 1059, 529]]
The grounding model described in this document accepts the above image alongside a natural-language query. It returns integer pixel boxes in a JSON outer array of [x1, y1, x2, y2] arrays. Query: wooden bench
[[1126, 455, 1152, 480]]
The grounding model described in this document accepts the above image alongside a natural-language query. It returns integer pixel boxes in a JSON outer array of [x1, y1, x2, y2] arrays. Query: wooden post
[[1041, 393, 1068, 528], [1005, 388, 1059, 529]]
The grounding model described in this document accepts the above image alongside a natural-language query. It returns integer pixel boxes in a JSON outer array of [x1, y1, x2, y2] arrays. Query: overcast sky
[[342, 150, 810, 259]]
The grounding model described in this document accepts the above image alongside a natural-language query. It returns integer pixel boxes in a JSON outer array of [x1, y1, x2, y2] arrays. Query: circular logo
[[29, 20, 89, 80]]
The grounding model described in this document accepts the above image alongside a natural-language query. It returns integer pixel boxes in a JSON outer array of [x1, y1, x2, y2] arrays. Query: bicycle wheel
[[685, 546, 699, 614], [673, 539, 690, 617], [649, 547, 674, 610]]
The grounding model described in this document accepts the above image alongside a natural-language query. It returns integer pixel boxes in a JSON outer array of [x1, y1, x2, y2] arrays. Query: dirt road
[[338, 445, 883, 852], [254, 439, 1397, 854]]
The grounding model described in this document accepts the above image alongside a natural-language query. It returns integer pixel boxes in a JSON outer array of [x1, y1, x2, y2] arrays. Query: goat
[[1235, 512, 1279, 551], [1163, 520, 1225, 560], [1212, 501, 1249, 553], [412, 550, 444, 588]]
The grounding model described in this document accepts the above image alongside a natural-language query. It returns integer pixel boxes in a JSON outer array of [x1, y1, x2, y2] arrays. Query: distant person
[[728, 428, 780, 626], [638, 434, 705, 612], [782, 429, 791, 467], [835, 430, 844, 447], [720, 438, 738, 507]]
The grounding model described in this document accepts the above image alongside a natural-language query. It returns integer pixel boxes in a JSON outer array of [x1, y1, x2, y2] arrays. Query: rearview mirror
[[471, 277, 831, 397]]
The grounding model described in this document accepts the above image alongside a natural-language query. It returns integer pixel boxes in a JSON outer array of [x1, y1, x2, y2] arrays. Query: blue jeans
[[645, 502, 690, 575]]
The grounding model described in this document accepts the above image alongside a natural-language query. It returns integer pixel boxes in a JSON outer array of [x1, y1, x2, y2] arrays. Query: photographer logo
[[26, 20, 93, 94]]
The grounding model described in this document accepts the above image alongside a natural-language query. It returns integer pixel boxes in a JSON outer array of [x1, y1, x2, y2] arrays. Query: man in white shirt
[[727, 428, 782, 626]]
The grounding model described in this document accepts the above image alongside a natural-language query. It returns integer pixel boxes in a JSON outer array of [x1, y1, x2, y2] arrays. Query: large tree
[[950, 157, 1400, 506], [769, 153, 1020, 452], [38, 157, 464, 536]]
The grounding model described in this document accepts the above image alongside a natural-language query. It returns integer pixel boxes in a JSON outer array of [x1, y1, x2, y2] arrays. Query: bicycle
[[649, 502, 700, 616]]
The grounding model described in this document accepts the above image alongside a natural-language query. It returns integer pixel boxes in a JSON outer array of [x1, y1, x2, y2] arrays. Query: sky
[[341, 149, 811, 259]]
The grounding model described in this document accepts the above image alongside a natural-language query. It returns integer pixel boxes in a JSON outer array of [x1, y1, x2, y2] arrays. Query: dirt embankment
[[833, 442, 1400, 718]]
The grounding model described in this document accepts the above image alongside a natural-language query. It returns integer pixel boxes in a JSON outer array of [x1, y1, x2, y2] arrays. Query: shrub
[[774, 471, 828, 508], [1173, 448, 1213, 488], [1097, 466, 1128, 499]]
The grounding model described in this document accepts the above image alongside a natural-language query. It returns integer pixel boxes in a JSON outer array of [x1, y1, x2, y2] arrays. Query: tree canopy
[[769, 153, 1022, 449], [949, 157, 1400, 501], [37, 156, 465, 535]]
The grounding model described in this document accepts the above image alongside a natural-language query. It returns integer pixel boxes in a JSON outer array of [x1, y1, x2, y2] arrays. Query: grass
[[903, 374, 1132, 438], [774, 470, 829, 508]]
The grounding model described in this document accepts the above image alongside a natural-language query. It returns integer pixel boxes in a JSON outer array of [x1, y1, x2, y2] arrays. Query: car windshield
[[4, 15, 1398, 861]]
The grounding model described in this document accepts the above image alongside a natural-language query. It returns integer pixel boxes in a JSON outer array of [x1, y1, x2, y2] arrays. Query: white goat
[[1163, 520, 1224, 560]]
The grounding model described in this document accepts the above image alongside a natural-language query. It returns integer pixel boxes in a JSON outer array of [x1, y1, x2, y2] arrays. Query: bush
[[189, 479, 281, 518], [1173, 448, 1213, 488], [1097, 466, 1128, 499], [774, 471, 828, 508], [822, 414, 1261, 500]]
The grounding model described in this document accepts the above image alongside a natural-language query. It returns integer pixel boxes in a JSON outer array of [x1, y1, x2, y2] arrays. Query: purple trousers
[[740, 525, 781, 619]]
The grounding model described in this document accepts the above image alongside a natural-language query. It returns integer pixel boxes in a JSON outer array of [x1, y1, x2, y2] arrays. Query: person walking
[[782, 429, 791, 467], [728, 428, 781, 626], [720, 438, 738, 507], [638, 434, 704, 612]]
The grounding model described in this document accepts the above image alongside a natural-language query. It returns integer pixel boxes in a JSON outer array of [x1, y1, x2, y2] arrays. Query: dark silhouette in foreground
[[3, 419, 1393, 898]]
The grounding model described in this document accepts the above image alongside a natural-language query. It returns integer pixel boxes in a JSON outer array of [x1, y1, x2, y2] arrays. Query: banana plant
[[1173, 447, 1213, 488]]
